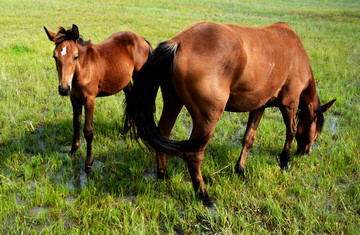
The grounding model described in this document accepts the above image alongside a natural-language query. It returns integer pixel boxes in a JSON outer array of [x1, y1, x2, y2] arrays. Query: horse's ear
[[321, 99, 336, 113], [44, 26, 56, 42], [71, 24, 80, 42]]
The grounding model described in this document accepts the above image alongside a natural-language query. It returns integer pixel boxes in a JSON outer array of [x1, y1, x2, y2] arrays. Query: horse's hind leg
[[279, 105, 297, 170], [156, 85, 183, 179], [185, 114, 224, 207], [70, 95, 83, 155], [235, 108, 265, 178]]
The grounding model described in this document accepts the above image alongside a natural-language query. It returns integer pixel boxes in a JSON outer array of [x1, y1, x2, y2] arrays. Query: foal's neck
[[75, 44, 89, 73]]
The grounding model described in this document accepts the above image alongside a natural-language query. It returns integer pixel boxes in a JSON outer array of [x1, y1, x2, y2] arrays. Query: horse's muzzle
[[58, 85, 71, 96]]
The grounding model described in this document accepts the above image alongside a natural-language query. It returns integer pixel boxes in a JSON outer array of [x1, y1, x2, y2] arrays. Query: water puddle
[[143, 168, 157, 182], [327, 114, 339, 135], [64, 196, 76, 205], [123, 195, 137, 205], [29, 206, 47, 218], [15, 194, 26, 207], [52, 158, 104, 192]]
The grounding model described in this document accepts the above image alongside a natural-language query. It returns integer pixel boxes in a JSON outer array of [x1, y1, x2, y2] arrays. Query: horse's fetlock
[[196, 189, 214, 207]]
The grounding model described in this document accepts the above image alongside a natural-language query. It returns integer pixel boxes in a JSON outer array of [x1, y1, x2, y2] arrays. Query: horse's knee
[[243, 135, 255, 148], [84, 127, 93, 141]]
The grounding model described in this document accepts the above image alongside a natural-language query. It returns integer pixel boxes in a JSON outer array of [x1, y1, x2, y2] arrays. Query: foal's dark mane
[[54, 26, 91, 46]]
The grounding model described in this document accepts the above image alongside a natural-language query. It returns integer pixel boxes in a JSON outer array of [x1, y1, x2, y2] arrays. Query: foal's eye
[[53, 55, 57, 61], [74, 55, 79, 61]]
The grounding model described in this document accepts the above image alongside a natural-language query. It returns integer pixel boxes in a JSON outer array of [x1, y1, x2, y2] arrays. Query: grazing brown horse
[[125, 21, 335, 206], [44, 24, 152, 171]]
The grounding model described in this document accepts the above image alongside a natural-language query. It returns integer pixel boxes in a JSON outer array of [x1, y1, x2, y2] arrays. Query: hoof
[[84, 164, 92, 174], [197, 190, 214, 208], [69, 150, 77, 157], [235, 165, 246, 182], [279, 150, 290, 171], [120, 131, 128, 140], [280, 161, 289, 172], [157, 171, 169, 180]]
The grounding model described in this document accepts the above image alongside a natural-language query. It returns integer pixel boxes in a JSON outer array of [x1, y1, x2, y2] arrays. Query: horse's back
[[170, 21, 312, 112], [84, 31, 150, 96], [100, 31, 149, 66]]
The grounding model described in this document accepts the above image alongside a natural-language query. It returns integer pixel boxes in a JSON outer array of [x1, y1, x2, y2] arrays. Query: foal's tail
[[143, 37, 153, 57], [125, 41, 204, 156]]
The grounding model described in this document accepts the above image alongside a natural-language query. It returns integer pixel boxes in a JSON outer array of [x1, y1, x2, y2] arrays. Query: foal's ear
[[44, 26, 56, 42], [71, 24, 80, 42], [321, 99, 336, 113]]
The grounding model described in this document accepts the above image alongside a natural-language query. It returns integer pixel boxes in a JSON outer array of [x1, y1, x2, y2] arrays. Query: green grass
[[1, 0, 359, 233]]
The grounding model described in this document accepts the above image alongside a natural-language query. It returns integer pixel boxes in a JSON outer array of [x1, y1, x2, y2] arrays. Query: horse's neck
[[300, 78, 320, 117]]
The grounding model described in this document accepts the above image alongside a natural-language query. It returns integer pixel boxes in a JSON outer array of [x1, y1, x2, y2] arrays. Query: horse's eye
[[74, 55, 79, 61], [53, 55, 57, 61]]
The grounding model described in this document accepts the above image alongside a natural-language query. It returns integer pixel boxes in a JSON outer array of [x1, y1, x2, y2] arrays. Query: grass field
[[1, 0, 359, 233]]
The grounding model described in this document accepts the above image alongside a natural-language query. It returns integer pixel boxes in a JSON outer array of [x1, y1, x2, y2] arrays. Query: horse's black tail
[[142, 37, 153, 57], [125, 41, 205, 156]]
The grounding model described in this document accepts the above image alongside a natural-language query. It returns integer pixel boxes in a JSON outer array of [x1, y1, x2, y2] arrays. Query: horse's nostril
[[58, 85, 71, 96]]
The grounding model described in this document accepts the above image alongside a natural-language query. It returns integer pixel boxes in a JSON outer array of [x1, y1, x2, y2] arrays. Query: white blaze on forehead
[[61, 47, 67, 56]]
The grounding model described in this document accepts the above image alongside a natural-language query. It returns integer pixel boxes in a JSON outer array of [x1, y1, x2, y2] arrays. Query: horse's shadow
[[0, 118, 158, 198]]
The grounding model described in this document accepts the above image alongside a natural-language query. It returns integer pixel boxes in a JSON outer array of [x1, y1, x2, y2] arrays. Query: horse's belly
[[225, 94, 266, 112], [97, 73, 131, 96], [225, 86, 281, 112], [225, 70, 287, 112]]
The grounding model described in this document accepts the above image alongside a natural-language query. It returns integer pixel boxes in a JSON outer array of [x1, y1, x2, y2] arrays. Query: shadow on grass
[[0, 118, 154, 195], [1, 112, 337, 201]]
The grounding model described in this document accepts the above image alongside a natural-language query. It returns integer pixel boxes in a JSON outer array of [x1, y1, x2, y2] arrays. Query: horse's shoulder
[[268, 22, 296, 35]]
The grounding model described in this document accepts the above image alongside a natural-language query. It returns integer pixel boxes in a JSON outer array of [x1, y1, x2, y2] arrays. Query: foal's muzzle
[[58, 85, 71, 96]]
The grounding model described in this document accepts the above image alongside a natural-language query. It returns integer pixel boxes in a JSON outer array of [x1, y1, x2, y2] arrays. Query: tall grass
[[1, 0, 359, 233]]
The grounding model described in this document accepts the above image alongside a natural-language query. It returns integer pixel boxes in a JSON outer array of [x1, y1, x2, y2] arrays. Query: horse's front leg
[[279, 105, 297, 170], [235, 108, 265, 178], [70, 95, 83, 155], [84, 96, 95, 172]]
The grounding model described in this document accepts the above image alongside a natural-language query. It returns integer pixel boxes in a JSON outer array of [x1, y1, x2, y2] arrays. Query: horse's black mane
[[315, 98, 325, 133], [297, 97, 324, 133], [55, 26, 91, 46]]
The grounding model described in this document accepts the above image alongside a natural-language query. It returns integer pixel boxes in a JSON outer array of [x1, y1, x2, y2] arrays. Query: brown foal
[[44, 24, 152, 171]]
